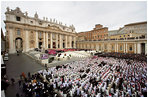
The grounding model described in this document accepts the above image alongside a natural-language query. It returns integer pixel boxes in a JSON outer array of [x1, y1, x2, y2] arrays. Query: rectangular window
[[30, 21, 33, 23], [17, 29, 21, 36], [16, 16, 21, 21]]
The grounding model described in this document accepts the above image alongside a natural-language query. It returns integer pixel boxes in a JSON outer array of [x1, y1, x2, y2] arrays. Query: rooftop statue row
[[5, 7, 75, 32]]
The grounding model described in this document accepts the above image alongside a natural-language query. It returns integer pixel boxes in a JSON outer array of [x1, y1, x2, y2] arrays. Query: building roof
[[108, 30, 118, 32], [125, 21, 147, 26]]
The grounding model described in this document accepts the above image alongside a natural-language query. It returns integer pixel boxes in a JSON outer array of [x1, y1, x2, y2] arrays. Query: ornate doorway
[[15, 37, 23, 52]]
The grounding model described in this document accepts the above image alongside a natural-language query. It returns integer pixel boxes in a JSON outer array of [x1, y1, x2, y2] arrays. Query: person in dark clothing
[[19, 80, 21, 87], [1, 80, 10, 90], [17, 51, 19, 56], [11, 78, 15, 85], [28, 72, 31, 79], [45, 64, 47, 69], [20, 74, 23, 80]]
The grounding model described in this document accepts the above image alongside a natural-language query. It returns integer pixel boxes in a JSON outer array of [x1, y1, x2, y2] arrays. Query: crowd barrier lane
[[38, 73, 63, 97]]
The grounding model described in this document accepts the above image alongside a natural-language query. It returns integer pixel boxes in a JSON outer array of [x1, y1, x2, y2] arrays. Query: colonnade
[[77, 41, 147, 55], [35, 31, 76, 50]]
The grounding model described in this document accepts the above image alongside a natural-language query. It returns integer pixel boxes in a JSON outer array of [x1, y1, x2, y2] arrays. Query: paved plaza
[[5, 53, 45, 82], [4, 53, 86, 96], [5, 53, 45, 96]]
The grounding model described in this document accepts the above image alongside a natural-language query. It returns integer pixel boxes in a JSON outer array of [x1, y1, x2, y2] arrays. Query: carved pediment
[[6, 7, 25, 17]]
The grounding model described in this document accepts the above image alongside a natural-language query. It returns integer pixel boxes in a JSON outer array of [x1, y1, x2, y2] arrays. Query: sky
[[1, 1, 147, 34]]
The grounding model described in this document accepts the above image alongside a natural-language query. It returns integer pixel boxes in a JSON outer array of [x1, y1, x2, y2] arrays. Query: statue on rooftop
[[53, 19, 55, 23], [34, 12, 38, 18], [46, 17, 48, 21], [25, 11, 28, 16], [6, 7, 10, 12]]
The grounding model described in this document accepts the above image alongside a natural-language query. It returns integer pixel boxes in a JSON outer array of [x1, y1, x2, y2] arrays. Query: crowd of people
[[34, 56, 147, 97], [16, 72, 60, 97], [95, 52, 147, 62]]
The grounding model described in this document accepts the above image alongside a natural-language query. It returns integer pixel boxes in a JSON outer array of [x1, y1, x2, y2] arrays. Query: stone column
[[81, 43, 83, 49], [126, 43, 128, 53], [60, 34, 63, 49], [69, 36, 72, 48], [36, 31, 38, 48], [145, 43, 147, 55], [107, 43, 109, 52], [9, 28, 16, 53], [116, 43, 118, 52], [123, 43, 126, 53], [43, 32, 46, 49], [65, 35, 68, 48], [134, 43, 137, 54], [103, 43, 104, 52], [74, 36, 76, 48], [56, 33, 58, 49], [46, 32, 48, 49], [115, 43, 117, 52], [137, 43, 141, 54], [82, 44, 84, 49], [50, 33, 53, 49], [25, 30, 29, 52], [86, 44, 87, 49], [96, 44, 99, 51]]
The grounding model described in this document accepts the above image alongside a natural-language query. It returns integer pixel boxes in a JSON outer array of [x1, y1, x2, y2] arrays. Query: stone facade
[[77, 24, 108, 41], [4, 7, 77, 54], [118, 21, 147, 34], [108, 21, 147, 40], [77, 22, 147, 55], [4, 7, 147, 55], [77, 39, 147, 54]]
